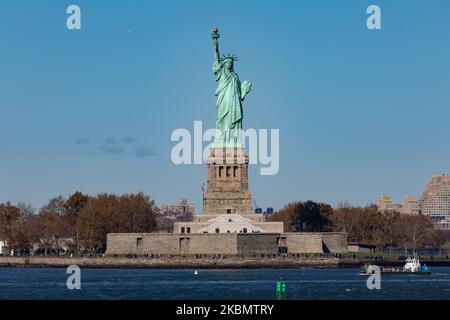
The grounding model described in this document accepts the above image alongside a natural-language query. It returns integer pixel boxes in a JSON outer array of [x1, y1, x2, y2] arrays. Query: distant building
[[348, 243, 376, 254], [418, 173, 450, 230], [432, 216, 450, 230], [401, 195, 419, 215], [418, 173, 450, 216], [0, 240, 7, 255], [159, 198, 195, 215], [378, 195, 402, 213], [376, 174, 450, 230], [377, 195, 419, 215], [156, 199, 195, 232], [58, 238, 75, 252]]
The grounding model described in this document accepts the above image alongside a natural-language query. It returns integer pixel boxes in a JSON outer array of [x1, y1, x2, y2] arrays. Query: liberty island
[[106, 28, 348, 256]]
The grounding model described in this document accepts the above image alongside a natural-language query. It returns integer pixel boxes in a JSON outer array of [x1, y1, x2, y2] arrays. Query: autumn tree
[[76, 193, 156, 253], [26, 196, 71, 254], [76, 195, 112, 253], [0, 202, 19, 249], [11, 203, 34, 252], [65, 192, 89, 226], [329, 203, 444, 252], [0, 202, 35, 253], [64, 191, 89, 251], [382, 211, 404, 253], [270, 203, 297, 232]]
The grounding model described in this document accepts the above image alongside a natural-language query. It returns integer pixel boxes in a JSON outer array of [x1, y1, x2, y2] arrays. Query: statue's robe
[[213, 61, 243, 146]]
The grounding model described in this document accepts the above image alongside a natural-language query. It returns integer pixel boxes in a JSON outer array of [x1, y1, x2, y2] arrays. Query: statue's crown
[[221, 54, 239, 62]]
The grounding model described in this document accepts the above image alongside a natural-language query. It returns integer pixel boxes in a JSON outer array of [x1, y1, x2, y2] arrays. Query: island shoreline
[[1, 257, 450, 269]]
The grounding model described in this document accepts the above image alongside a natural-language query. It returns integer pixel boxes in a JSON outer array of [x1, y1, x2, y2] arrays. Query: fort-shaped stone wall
[[106, 232, 348, 256]]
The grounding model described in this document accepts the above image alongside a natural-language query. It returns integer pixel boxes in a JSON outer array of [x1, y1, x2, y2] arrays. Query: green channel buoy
[[276, 281, 286, 300]]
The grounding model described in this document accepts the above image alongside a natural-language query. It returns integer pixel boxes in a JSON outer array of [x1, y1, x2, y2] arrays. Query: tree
[[65, 192, 89, 226], [329, 202, 359, 240], [11, 203, 34, 252], [0, 202, 36, 254], [382, 212, 403, 253], [25, 214, 45, 251], [64, 191, 90, 252], [330, 204, 406, 250], [430, 230, 447, 252], [76, 193, 156, 253], [270, 203, 297, 232], [76, 195, 112, 253], [0, 202, 25, 253], [271, 201, 333, 232], [0, 202, 20, 247], [117, 193, 157, 233], [28, 196, 71, 254], [288, 201, 332, 232], [401, 214, 432, 252], [41, 196, 66, 217]]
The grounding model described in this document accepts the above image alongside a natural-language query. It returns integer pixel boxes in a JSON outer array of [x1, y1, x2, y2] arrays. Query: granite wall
[[107, 232, 348, 255]]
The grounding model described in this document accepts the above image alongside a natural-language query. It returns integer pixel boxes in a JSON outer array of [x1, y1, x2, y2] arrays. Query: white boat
[[360, 257, 431, 275], [403, 257, 422, 272]]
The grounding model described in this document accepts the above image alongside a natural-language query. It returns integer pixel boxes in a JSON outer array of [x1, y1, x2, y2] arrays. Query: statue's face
[[224, 59, 233, 70]]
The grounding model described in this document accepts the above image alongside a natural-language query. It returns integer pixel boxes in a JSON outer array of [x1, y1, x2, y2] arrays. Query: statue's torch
[[212, 27, 220, 41]]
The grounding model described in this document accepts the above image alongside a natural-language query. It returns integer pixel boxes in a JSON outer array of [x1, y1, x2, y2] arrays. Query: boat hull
[[360, 271, 431, 276]]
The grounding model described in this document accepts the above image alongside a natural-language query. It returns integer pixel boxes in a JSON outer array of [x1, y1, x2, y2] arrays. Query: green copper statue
[[212, 28, 252, 148]]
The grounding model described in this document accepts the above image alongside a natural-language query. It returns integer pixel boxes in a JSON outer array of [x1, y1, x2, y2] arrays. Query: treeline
[[270, 201, 448, 251], [0, 192, 156, 255], [2, 196, 448, 255]]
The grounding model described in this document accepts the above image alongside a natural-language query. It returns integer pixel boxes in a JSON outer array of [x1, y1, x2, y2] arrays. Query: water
[[0, 267, 449, 300]]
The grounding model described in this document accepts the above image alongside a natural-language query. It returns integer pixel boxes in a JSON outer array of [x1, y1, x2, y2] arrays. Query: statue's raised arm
[[212, 27, 220, 65]]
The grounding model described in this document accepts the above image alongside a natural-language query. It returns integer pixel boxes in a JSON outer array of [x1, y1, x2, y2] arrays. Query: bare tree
[[402, 214, 432, 253]]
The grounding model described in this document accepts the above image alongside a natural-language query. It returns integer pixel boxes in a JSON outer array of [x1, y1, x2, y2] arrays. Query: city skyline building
[[159, 198, 195, 215], [402, 195, 420, 215], [418, 173, 450, 230], [378, 195, 402, 214], [377, 173, 450, 230]]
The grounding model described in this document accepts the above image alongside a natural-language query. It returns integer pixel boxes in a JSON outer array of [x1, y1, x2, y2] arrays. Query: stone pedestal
[[203, 148, 253, 215]]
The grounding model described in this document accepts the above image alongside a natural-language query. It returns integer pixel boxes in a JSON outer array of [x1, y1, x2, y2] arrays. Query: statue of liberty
[[212, 28, 252, 148]]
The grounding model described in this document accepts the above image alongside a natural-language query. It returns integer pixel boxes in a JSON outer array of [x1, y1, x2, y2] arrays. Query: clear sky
[[1, 0, 449, 211]]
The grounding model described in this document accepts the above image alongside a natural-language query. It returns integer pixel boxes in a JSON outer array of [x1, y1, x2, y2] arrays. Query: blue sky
[[0, 0, 449, 211]]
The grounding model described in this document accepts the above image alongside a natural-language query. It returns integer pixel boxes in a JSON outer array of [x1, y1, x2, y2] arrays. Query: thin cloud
[[76, 137, 152, 158], [104, 137, 117, 144], [99, 144, 125, 156], [135, 146, 155, 158], [122, 137, 138, 144]]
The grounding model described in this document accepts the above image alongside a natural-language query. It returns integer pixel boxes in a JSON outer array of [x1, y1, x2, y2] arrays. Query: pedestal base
[[203, 148, 253, 215]]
